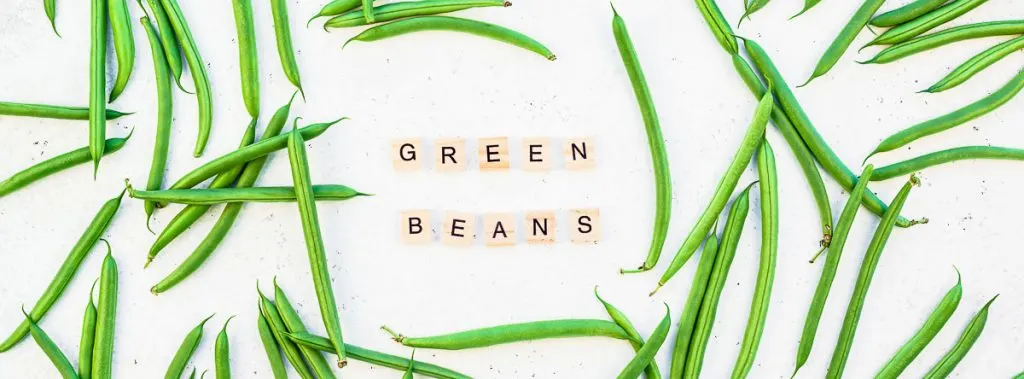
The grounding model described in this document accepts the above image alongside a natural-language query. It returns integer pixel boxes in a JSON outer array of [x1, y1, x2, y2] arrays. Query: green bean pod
[[0, 135, 130, 198], [922, 295, 997, 378], [164, 315, 214, 379], [739, 0, 770, 25], [684, 183, 753, 379], [694, 0, 738, 54], [270, 0, 305, 97], [91, 246, 117, 379], [259, 290, 316, 379], [0, 102, 128, 120], [344, 16, 556, 61], [668, 228, 719, 379], [656, 88, 771, 288], [611, 4, 672, 275], [616, 305, 670, 379], [78, 284, 97, 379], [791, 0, 821, 18], [866, 68, 1024, 160], [383, 319, 635, 350], [141, 15, 174, 222], [231, 0, 260, 118], [866, 0, 990, 47], [873, 145, 1024, 181], [595, 289, 660, 379], [870, 0, 948, 28], [188, 368, 196, 379], [288, 125, 348, 367], [826, 175, 921, 379], [801, 0, 886, 85], [44, 0, 59, 35], [926, 35, 1024, 93], [863, 21, 1024, 64], [362, 0, 375, 23], [107, 0, 135, 102], [131, 185, 369, 205], [145, 0, 187, 92], [287, 332, 473, 379], [215, 317, 234, 379], [324, 0, 510, 28], [89, 0, 107, 177], [403, 350, 415, 379], [23, 310, 78, 379], [876, 272, 963, 379], [160, 0, 213, 157], [0, 190, 123, 352], [793, 165, 874, 377], [273, 281, 338, 379], [308, 0, 361, 26], [256, 303, 288, 379]]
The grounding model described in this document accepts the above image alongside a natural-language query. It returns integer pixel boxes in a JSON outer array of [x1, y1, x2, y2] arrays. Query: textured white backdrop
[[1, 0, 1023, 377]]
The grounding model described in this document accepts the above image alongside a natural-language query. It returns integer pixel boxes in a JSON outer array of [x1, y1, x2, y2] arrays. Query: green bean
[[866, 68, 1024, 160], [826, 175, 921, 379], [0, 102, 128, 120], [141, 15, 174, 224], [870, 0, 948, 28], [382, 319, 635, 350], [668, 228, 718, 379], [791, 0, 822, 19], [270, 0, 305, 98], [286, 332, 473, 379], [743, 38, 922, 227], [130, 185, 369, 205], [78, 283, 97, 379], [362, 0, 375, 23], [145, 0, 187, 92], [187, 368, 196, 379], [107, 0, 135, 102], [873, 146, 1024, 181], [684, 183, 753, 379], [44, 0, 59, 36], [215, 316, 235, 379], [164, 314, 214, 379], [611, 4, 672, 275], [403, 350, 415, 379], [862, 21, 1024, 64], [800, 0, 886, 86], [91, 244, 117, 379], [89, 0, 107, 177], [732, 141, 777, 379], [865, 0, 990, 47], [738, 0, 770, 25], [0, 190, 123, 352], [344, 16, 556, 61], [922, 295, 997, 379], [926, 35, 1024, 93], [876, 271, 963, 379], [308, 0, 361, 26], [792, 165, 874, 378], [273, 280, 338, 379], [160, 0, 213, 157], [256, 303, 288, 379], [655, 86, 771, 289], [694, 0, 738, 54], [594, 288, 660, 379], [288, 124, 347, 367], [231, 0, 260, 118], [323, 0, 510, 29], [616, 304, 670, 379], [0, 134, 131, 198], [23, 309, 78, 379], [259, 289, 316, 379]]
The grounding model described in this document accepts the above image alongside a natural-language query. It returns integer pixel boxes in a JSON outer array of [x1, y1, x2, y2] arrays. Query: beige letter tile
[[483, 213, 516, 247], [478, 137, 510, 171], [570, 208, 601, 244], [525, 211, 557, 245], [435, 138, 467, 172], [400, 210, 432, 244], [521, 137, 552, 171], [442, 211, 476, 247], [565, 137, 596, 170], [391, 138, 422, 171]]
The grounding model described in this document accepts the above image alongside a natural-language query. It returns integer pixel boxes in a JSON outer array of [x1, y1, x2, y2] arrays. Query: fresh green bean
[[403, 350, 415, 379], [873, 146, 1024, 181], [382, 319, 635, 350], [0, 134, 131, 198], [288, 124, 347, 367], [616, 304, 670, 379], [270, 0, 305, 97], [23, 309, 78, 379], [694, 0, 738, 54], [344, 16, 556, 61], [684, 183, 753, 379], [91, 245, 117, 379], [323, 0, 510, 29], [594, 288, 660, 379], [866, 68, 1024, 160], [215, 316, 234, 379], [655, 87, 771, 289], [231, 0, 260, 118], [739, 0, 771, 25], [793, 165, 874, 378], [876, 271, 963, 379], [791, 0, 822, 19], [145, 0, 187, 92], [0, 102, 128, 120], [164, 315, 214, 379], [107, 0, 135, 102], [141, 15, 174, 223], [926, 35, 1024, 93], [273, 280, 338, 379], [862, 21, 1024, 64], [130, 185, 369, 205], [256, 304, 288, 379], [612, 4, 672, 275], [308, 0, 361, 26], [286, 332, 473, 379], [44, 0, 59, 36], [865, 0, 990, 47], [0, 190, 123, 352], [160, 0, 213, 157], [187, 368, 196, 379], [922, 295, 997, 379], [732, 141, 777, 379], [801, 0, 886, 86], [668, 228, 718, 379], [362, 0, 375, 23], [870, 0, 949, 28], [826, 175, 921, 379], [78, 283, 97, 379], [89, 0, 107, 177], [259, 289, 316, 379]]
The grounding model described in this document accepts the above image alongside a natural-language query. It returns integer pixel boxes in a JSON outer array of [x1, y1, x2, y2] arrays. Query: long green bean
[[876, 272, 963, 379], [862, 21, 1024, 64], [91, 246, 117, 379], [89, 0, 107, 177], [873, 146, 1024, 181], [0, 135, 131, 198], [926, 35, 1024, 93], [141, 15, 174, 223], [801, 0, 886, 85], [107, 0, 135, 102], [270, 0, 304, 97], [130, 185, 368, 205], [382, 319, 635, 350], [145, 0, 186, 92], [160, 0, 213, 156], [273, 281, 337, 379], [668, 227, 719, 379], [870, 0, 948, 28], [259, 290, 316, 379], [287, 332, 473, 379], [323, 0, 510, 29], [0, 102, 128, 120], [24, 309, 78, 379], [922, 295, 997, 378], [344, 16, 556, 61], [694, 0, 738, 54], [256, 303, 288, 379], [231, 0, 260, 118], [866, 0, 990, 47]]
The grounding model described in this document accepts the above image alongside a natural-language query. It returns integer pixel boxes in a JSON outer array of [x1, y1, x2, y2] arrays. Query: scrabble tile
[[435, 138, 467, 172], [399, 210, 432, 244], [391, 138, 422, 171], [478, 137, 510, 171], [483, 213, 516, 247], [521, 137, 552, 171], [442, 211, 476, 247], [565, 137, 596, 170], [570, 208, 600, 244], [525, 211, 557, 245]]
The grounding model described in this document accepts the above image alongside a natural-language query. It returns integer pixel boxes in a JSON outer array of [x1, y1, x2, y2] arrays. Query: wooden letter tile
[[391, 138, 422, 171], [483, 213, 516, 247], [525, 211, 557, 245], [435, 138, 467, 172], [521, 137, 552, 171], [442, 211, 476, 247], [478, 137, 510, 171], [564, 137, 596, 170], [570, 208, 601, 244], [400, 210, 432, 244]]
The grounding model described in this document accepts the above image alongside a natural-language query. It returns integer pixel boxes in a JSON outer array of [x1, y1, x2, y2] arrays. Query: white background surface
[[1, 0, 1023, 377]]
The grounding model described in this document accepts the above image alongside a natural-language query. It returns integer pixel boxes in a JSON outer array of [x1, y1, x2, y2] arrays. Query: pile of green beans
[[344, 16, 556, 61]]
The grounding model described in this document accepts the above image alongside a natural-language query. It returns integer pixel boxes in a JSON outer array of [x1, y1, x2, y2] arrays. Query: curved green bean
[[324, 0, 510, 28], [164, 314, 214, 379], [215, 316, 234, 379], [107, 0, 134, 102], [926, 35, 1024, 93], [617, 304, 670, 379], [0, 134, 130, 198], [877, 271, 963, 379], [0, 190, 123, 352], [256, 304, 288, 379], [259, 289, 316, 379], [308, 0, 361, 26], [89, 0, 107, 177], [668, 227, 718, 378], [866, 0, 990, 47], [130, 185, 368, 205], [801, 0, 886, 86], [23, 309, 78, 379], [866, 68, 1024, 160], [160, 0, 213, 157], [270, 0, 305, 97], [44, 0, 59, 36], [870, 0, 948, 28], [863, 21, 1024, 64], [91, 245, 117, 379], [287, 332, 473, 379], [231, 0, 260, 118], [922, 295, 997, 378], [612, 4, 672, 275], [694, 0, 738, 54], [141, 15, 174, 223], [826, 175, 921, 379], [595, 288, 660, 379], [78, 283, 97, 379], [873, 146, 1024, 181], [0, 102, 128, 120], [738, 0, 770, 25], [273, 281, 337, 379], [793, 165, 874, 378], [145, 0, 187, 92], [655, 87, 771, 289], [791, 0, 822, 19], [382, 319, 635, 350], [344, 16, 556, 61]]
